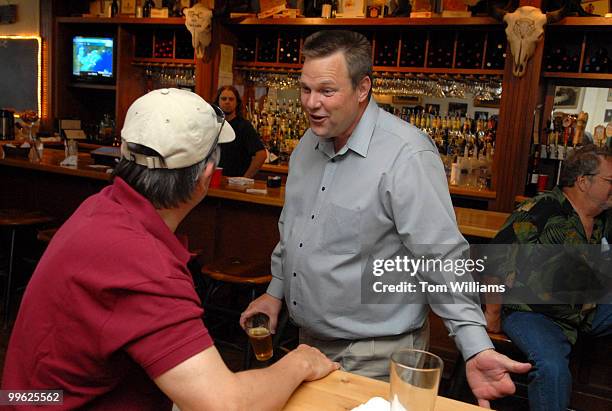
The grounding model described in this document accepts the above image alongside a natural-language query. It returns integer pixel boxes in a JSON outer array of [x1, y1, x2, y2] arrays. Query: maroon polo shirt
[[2, 177, 213, 410]]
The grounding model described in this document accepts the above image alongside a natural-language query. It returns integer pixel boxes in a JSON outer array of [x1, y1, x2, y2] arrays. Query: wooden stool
[[37, 227, 59, 244], [201, 257, 271, 370], [0, 209, 53, 328]]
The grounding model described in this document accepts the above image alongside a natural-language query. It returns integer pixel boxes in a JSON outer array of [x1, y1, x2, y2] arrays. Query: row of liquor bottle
[[244, 98, 311, 163], [382, 108, 497, 189], [246, 97, 496, 188], [525, 112, 612, 196]]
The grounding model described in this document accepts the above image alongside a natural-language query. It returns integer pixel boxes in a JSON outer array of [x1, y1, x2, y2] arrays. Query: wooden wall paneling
[[0, 165, 106, 221], [213, 200, 280, 263], [116, 25, 143, 133], [178, 199, 219, 262], [491, 27, 546, 212], [195, 20, 226, 101]]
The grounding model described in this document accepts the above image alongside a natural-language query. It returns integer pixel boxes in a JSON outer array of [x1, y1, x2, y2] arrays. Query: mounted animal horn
[[498, 3, 566, 78], [489, 0, 515, 22], [546, 4, 568, 23]]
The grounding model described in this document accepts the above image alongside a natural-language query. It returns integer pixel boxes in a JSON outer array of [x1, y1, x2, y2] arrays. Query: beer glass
[[245, 313, 273, 361], [389, 348, 443, 411]]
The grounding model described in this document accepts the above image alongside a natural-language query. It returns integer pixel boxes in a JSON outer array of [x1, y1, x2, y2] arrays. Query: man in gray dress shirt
[[241, 30, 531, 408]]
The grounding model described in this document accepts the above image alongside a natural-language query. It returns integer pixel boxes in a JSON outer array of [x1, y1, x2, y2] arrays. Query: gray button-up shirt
[[267, 98, 493, 360]]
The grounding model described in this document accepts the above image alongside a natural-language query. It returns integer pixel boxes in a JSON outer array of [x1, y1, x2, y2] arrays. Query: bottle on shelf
[[143, 0, 154, 17], [321, 0, 333, 18], [111, 0, 119, 17], [525, 144, 541, 197]]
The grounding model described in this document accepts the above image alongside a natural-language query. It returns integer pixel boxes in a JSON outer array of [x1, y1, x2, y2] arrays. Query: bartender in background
[[215, 85, 267, 178]]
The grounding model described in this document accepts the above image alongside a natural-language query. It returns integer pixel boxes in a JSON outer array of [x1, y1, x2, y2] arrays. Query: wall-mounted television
[[72, 36, 114, 84]]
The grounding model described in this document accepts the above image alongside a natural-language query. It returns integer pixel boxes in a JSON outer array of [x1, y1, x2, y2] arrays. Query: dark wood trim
[[227, 17, 501, 26], [491, 11, 546, 212], [56, 16, 186, 24]]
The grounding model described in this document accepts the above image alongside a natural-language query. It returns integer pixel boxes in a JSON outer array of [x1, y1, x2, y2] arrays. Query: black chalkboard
[[0, 37, 39, 113]]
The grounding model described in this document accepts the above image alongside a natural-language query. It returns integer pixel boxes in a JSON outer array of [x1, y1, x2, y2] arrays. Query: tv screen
[[72, 36, 114, 82]]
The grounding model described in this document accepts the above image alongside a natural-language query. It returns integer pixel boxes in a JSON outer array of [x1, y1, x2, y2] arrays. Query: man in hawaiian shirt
[[485, 144, 612, 411]]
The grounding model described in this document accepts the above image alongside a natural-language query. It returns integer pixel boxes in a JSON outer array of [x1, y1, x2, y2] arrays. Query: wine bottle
[[525, 145, 540, 197], [111, 0, 119, 17], [143, 0, 154, 17]]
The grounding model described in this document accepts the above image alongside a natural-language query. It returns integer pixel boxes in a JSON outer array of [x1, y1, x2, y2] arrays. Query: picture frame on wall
[[605, 109, 612, 123], [120, 0, 136, 15], [553, 86, 583, 109], [608, 88, 612, 102], [448, 102, 468, 117]]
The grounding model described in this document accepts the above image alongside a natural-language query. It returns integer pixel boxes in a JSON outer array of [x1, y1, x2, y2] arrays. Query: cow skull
[[185, 3, 213, 59], [493, 5, 566, 77]]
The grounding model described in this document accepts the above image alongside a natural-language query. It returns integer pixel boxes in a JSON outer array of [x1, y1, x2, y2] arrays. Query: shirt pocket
[[320, 203, 361, 254]]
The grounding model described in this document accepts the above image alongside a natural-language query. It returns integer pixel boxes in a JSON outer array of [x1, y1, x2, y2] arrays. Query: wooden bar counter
[[284, 370, 485, 411], [0, 148, 509, 264]]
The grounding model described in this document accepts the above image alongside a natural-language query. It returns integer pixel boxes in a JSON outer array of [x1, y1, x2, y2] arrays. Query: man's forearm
[[244, 150, 267, 178], [234, 350, 311, 410]]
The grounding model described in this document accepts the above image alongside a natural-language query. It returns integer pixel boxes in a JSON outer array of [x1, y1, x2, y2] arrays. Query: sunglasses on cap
[[204, 104, 226, 165]]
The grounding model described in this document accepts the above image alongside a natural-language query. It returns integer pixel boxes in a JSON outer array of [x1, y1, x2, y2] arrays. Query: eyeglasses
[[584, 174, 612, 185], [204, 103, 225, 164]]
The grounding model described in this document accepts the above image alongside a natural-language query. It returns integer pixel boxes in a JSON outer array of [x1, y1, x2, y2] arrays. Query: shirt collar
[[108, 177, 191, 265], [551, 186, 575, 216], [314, 97, 379, 159]]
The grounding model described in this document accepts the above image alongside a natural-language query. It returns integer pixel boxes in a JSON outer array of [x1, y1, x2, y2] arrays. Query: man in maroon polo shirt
[[2, 88, 338, 410]]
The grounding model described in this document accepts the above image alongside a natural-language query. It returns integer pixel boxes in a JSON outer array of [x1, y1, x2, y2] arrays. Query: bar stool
[[37, 227, 58, 244], [0, 209, 53, 327], [200, 257, 272, 370]]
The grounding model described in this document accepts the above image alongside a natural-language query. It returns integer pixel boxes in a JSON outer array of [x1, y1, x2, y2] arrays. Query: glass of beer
[[245, 313, 273, 361]]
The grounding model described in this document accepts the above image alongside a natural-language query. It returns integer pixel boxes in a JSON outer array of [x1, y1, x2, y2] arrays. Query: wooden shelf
[[549, 17, 612, 27], [372, 67, 504, 75], [132, 57, 195, 65], [234, 62, 302, 70], [227, 17, 500, 26], [56, 16, 186, 25], [543, 72, 612, 80], [449, 186, 496, 200], [68, 82, 116, 90], [235, 64, 503, 76]]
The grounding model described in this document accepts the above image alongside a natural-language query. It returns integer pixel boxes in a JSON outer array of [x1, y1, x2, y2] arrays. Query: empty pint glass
[[245, 313, 273, 361], [390, 348, 443, 411]]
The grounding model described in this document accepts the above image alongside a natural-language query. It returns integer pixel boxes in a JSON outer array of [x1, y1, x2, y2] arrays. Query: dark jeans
[[502, 305, 612, 411]]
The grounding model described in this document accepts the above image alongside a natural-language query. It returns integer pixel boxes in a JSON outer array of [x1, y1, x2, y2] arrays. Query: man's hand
[[240, 293, 283, 333], [484, 304, 502, 333], [466, 349, 532, 409], [287, 344, 340, 381]]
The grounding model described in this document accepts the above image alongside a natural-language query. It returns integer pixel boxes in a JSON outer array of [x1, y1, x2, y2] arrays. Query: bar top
[[1, 147, 508, 238], [262, 163, 496, 199], [284, 370, 487, 410]]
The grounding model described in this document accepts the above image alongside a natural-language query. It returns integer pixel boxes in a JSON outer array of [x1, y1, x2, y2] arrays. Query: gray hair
[[302, 30, 372, 91], [559, 144, 611, 188], [112, 143, 211, 209]]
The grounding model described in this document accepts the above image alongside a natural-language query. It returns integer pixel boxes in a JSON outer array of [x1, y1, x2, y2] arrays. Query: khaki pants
[[299, 319, 430, 381]]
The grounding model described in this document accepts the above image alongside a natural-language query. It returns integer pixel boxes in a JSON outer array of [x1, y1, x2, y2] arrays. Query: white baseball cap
[[121, 88, 235, 169]]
